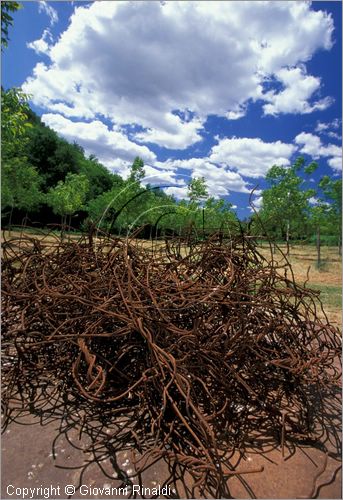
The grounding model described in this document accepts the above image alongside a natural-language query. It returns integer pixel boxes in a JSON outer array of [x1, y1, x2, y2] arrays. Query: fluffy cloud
[[163, 186, 189, 200], [41, 113, 156, 172], [39, 112, 254, 198], [209, 137, 296, 177], [156, 158, 252, 197], [262, 67, 333, 115], [249, 195, 263, 212], [134, 115, 204, 149], [24, 1, 334, 149], [295, 132, 342, 171], [327, 156, 342, 172], [142, 165, 185, 187], [315, 119, 341, 140], [27, 28, 53, 55], [294, 132, 322, 158]]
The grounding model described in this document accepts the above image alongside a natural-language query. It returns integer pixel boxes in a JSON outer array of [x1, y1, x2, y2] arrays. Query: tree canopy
[[1, 1, 21, 51]]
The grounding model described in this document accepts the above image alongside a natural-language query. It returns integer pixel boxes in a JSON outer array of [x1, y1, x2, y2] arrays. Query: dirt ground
[[3, 230, 341, 325], [259, 243, 341, 326], [1, 398, 341, 499]]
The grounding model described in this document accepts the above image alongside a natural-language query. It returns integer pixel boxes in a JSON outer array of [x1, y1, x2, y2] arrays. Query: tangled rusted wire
[[1, 228, 341, 498]]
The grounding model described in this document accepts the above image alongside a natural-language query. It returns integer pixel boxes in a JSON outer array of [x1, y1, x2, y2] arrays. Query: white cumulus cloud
[[156, 158, 252, 197], [27, 28, 53, 55], [295, 132, 342, 171], [41, 113, 156, 173], [294, 132, 323, 158], [23, 1, 334, 149], [262, 67, 333, 115], [249, 195, 263, 212], [209, 137, 296, 177], [327, 156, 342, 172], [134, 114, 204, 150]]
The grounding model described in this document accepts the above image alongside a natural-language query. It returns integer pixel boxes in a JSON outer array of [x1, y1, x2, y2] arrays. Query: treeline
[[1, 87, 238, 237], [2, 86, 342, 248], [250, 158, 342, 254], [1, 86, 341, 249], [1, 1, 341, 251]]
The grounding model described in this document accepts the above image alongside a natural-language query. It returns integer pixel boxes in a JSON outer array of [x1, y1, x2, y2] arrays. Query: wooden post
[[202, 208, 205, 239], [316, 226, 321, 267], [8, 205, 14, 235], [286, 221, 290, 256]]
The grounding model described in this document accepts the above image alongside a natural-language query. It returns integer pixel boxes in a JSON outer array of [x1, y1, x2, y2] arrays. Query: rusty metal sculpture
[[1, 228, 341, 498]]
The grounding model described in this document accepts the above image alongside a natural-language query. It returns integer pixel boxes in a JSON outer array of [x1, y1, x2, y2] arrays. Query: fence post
[[316, 226, 321, 267]]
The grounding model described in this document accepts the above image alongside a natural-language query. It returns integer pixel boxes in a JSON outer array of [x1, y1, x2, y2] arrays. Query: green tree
[[186, 177, 209, 235], [204, 197, 237, 234], [319, 176, 342, 254], [79, 155, 117, 201], [1, 87, 44, 228], [1, 87, 32, 156], [129, 157, 145, 184], [1, 1, 21, 51], [2, 158, 43, 227], [87, 180, 127, 232], [258, 157, 317, 254], [112, 157, 146, 232], [47, 173, 89, 236], [309, 202, 330, 267], [24, 125, 79, 188], [187, 176, 209, 205]]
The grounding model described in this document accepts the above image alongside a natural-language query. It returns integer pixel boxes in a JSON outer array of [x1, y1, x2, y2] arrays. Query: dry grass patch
[[259, 243, 341, 327]]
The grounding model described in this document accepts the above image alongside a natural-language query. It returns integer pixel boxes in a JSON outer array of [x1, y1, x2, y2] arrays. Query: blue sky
[[3, 1, 342, 218]]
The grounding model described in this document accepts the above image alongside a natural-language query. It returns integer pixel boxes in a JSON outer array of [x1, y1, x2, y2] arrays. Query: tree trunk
[[61, 215, 66, 241], [286, 221, 290, 256], [68, 214, 72, 242], [20, 212, 29, 239], [202, 208, 205, 239], [8, 205, 14, 235], [338, 235, 342, 256], [316, 226, 321, 268]]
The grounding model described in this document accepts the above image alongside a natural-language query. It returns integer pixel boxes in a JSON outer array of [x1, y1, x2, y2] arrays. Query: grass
[[259, 243, 341, 326], [310, 284, 342, 308], [308, 284, 342, 325]]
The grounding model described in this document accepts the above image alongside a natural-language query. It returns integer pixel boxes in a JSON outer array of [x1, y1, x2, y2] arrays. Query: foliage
[[204, 197, 236, 232], [257, 157, 317, 240], [129, 156, 145, 184], [46, 173, 89, 220], [187, 176, 209, 205], [1, 87, 43, 219], [1, 90, 238, 234], [79, 155, 117, 201], [1, 87, 32, 156], [87, 182, 125, 228], [1, 1, 21, 50], [318, 176, 342, 243], [2, 158, 43, 213], [24, 125, 78, 187]]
